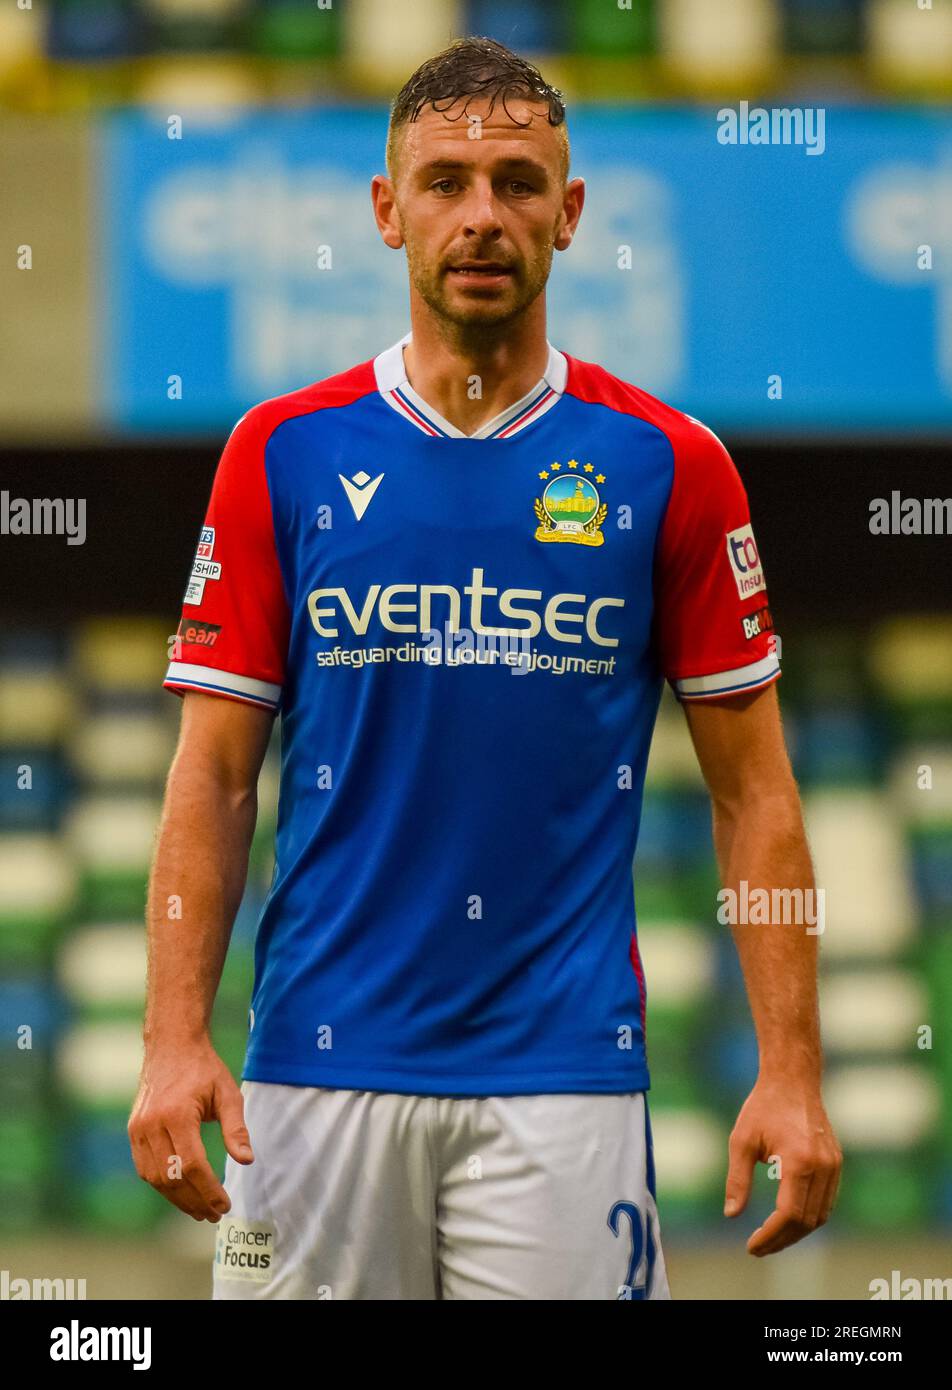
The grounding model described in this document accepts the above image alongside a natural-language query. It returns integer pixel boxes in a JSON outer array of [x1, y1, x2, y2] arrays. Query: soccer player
[[129, 37, 842, 1300]]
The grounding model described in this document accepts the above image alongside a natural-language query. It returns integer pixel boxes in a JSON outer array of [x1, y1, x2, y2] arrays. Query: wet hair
[[387, 36, 569, 182]]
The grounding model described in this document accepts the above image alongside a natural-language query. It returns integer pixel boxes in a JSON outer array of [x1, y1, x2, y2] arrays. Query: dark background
[[2, 441, 948, 624]]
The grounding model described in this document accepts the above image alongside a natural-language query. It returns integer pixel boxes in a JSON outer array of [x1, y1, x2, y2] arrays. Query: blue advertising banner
[[100, 107, 952, 435]]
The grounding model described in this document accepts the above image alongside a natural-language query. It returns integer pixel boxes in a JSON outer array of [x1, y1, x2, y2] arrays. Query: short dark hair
[[387, 36, 569, 181]]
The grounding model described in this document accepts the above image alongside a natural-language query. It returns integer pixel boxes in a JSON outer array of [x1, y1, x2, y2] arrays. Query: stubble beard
[[403, 234, 556, 338]]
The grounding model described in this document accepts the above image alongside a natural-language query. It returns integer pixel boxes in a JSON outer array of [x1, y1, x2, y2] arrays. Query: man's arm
[[682, 682, 843, 1256], [128, 690, 274, 1222]]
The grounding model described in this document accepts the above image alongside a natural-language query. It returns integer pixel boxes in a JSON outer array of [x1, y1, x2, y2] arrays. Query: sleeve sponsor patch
[[176, 618, 221, 648], [183, 527, 223, 605], [195, 526, 215, 558], [191, 558, 222, 580], [741, 604, 773, 641], [726, 524, 766, 600]]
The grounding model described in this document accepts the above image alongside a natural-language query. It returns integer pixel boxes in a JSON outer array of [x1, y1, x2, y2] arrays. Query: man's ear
[[371, 174, 405, 250], [555, 177, 585, 252]]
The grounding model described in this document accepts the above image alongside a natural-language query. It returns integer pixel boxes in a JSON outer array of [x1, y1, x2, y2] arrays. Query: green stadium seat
[[140, 0, 249, 54], [837, 1153, 931, 1231], [780, 0, 864, 57], [245, 0, 340, 61], [569, 0, 657, 58]]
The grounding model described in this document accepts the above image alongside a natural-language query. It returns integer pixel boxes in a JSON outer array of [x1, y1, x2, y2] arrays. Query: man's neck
[[401, 312, 550, 437]]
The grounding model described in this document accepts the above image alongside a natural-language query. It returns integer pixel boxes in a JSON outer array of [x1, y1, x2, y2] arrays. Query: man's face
[[377, 98, 583, 330]]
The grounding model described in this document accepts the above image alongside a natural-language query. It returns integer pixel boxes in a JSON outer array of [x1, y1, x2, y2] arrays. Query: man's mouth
[[447, 262, 514, 283]]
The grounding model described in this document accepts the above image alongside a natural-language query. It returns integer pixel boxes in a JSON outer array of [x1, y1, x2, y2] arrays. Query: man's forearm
[[143, 755, 258, 1050], [712, 786, 822, 1087]]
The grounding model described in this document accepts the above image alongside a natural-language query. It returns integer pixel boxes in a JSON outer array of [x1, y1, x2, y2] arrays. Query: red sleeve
[[163, 407, 291, 712], [654, 417, 780, 701]]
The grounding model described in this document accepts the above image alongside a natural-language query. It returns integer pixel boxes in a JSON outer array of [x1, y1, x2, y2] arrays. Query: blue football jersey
[[164, 334, 779, 1095]]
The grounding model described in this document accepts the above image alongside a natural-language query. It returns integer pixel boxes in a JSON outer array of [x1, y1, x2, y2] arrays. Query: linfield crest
[[533, 459, 608, 546]]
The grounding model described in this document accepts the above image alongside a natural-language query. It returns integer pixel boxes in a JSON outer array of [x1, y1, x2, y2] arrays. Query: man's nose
[[462, 186, 504, 240]]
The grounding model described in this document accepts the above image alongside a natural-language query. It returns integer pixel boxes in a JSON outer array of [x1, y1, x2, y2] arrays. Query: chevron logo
[[338, 470, 384, 521]]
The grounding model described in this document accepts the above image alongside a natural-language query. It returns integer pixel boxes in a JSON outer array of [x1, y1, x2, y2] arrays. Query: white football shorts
[[212, 1082, 671, 1300]]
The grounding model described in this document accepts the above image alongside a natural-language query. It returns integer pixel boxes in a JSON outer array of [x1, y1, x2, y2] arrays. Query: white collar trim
[[373, 332, 567, 439]]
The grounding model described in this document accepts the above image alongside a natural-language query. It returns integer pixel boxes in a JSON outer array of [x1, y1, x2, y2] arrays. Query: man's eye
[[508, 180, 534, 195], [432, 178, 457, 194]]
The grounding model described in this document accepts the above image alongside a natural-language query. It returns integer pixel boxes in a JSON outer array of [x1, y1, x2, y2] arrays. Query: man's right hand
[[128, 1039, 255, 1222]]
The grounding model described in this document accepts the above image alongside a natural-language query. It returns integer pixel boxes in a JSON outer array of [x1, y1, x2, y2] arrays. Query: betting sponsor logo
[[176, 619, 221, 648], [726, 524, 765, 600], [741, 604, 773, 641], [214, 1218, 275, 1284]]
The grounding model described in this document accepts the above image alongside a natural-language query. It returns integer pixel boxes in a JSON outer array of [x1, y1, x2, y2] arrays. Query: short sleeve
[[654, 418, 780, 701], [163, 409, 291, 712]]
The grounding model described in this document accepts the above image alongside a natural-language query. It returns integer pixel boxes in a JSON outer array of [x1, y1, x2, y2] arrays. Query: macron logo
[[339, 470, 384, 521]]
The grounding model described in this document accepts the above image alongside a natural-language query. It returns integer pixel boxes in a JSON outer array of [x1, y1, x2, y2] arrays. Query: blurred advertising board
[[26, 106, 952, 436]]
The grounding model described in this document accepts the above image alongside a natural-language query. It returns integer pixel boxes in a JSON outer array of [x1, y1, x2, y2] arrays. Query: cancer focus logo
[[533, 461, 608, 547]]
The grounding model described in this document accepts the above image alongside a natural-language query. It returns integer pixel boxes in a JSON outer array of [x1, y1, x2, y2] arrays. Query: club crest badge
[[533, 461, 607, 546]]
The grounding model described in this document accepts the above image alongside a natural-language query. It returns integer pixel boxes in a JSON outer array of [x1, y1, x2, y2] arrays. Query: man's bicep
[[176, 689, 275, 796], [681, 684, 796, 813]]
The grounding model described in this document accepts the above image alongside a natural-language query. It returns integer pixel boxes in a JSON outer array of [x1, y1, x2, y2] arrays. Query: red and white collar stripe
[[373, 333, 567, 440]]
